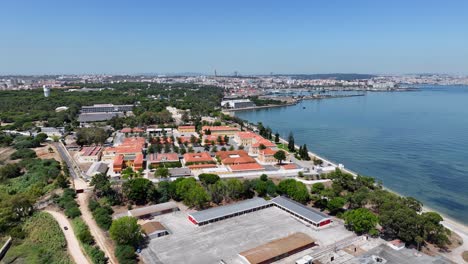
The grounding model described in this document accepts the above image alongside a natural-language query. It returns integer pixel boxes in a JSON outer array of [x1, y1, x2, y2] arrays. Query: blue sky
[[1, 0, 467, 75]]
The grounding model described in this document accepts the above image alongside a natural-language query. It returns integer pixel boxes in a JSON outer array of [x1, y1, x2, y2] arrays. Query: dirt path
[[45, 210, 90, 264], [75, 181, 118, 264]]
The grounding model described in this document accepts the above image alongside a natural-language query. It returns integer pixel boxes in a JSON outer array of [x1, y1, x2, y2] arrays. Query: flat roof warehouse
[[188, 196, 331, 227]]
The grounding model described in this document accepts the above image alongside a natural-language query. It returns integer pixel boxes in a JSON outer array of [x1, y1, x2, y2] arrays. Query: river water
[[236, 85, 468, 224]]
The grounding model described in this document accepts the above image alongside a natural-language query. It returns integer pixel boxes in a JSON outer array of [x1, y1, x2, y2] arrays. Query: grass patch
[[3, 212, 72, 264], [276, 143, 290, 152], [462, 251, 468, 262]]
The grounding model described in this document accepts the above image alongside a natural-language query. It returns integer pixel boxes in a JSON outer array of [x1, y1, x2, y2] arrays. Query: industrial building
[[114, 201, 179, 220], [188, 197, 271, 225], [188, 196, 331, 228], [141, 222, 169, 239], [271, 196, 332, 227], [239, 232, 316, 264], [221, 99, 256, 109], [80, 104, 134, 113]]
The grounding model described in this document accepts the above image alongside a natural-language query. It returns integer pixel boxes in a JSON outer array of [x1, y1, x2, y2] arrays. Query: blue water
[[236, 86, 468, 224]]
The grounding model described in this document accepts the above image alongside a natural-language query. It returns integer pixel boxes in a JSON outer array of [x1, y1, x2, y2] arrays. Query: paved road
[[45, 210, 90, 264]]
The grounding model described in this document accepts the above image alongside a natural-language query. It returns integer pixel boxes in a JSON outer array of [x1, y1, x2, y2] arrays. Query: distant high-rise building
[[43, 85, 51, 97]]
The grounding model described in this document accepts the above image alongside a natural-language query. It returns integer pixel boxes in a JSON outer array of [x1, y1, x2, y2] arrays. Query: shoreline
[[242, 123, 468, 241]]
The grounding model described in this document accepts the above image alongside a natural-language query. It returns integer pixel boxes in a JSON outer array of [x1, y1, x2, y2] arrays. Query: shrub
[[10, 148, 37, 160], [65, 206, 82, 218], [72, 218, 94, 245], [115, 244, 137, 264], [0, 163, 22, 181], [93, 207, 113, 230]]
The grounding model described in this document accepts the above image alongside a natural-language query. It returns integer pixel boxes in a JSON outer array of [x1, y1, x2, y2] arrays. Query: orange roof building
[[183, 152, 214, 164], [148, 153, 180, 164], [178, 125, 196, 133], [258, 148, 278, 163], [113, 155, 124, 172], [216, 150, 256, 165], [229, 163, 264, 172], [202, 126, 240, 136], [102, 137, 145, 162]]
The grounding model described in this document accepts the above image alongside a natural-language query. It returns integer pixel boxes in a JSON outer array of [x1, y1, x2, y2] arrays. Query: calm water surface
[[236, 86, 468, 224]]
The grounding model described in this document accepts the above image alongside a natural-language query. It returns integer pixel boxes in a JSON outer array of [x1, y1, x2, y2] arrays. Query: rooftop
[[239, 232, 315, 264], [229, 163, 264, 172], [128, 202, 179, 218], [141, 221, 167, 235], [148, 153, 180, 163], [188, 197, 270, 224], [183, 152, 213, 163], [216, 150, 256, 165], [271, 196, 330, 224]]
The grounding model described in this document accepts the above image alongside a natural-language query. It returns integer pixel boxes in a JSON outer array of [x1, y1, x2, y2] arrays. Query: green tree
[[199, 173, 220, 185], [109, 216, 142, 247], [156, 167, 170, 178], [274, 132, 280, 143], [343, 208, 379, 234], [273, 150, 286, 164], [327, 197, 346, 214], [311, 182, 325, 194], [208, 180, 226, 204], [287, 132, 295, 152], [0, 163, 22, 181], [115, 244, 137, 264], [122, 178, 155, 205]]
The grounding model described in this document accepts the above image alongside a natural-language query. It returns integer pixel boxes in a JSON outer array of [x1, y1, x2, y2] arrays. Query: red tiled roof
[[202, 126, 239, 132], [188, 164, 218, 170], [149, 153, 179, 163], [260, 148, 277, 156], [113, 155, 124, 166], [216, 150, 256, 165], [121, 127, 145, 133], [252, 139, 276, 148], [178, 126, 195, 130], [236, 131, 259, 139], [230, 163, 264, 172], [281, 164, 297, 170], [134, 153, 144, 165], [81, 146, 102, 156], [183, 152, 213, 163]]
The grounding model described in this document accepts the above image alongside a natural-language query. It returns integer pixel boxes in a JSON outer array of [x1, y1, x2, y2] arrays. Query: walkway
[[45, 210, 90, 264]]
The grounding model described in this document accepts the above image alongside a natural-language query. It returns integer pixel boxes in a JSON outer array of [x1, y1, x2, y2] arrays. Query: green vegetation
[[88, 199, 113, 230], [0, 163, 22, 181], [109, 217, 142, 264], [56, 188, 82, 218], [198, 173, 220, 186], [10, 148, 37, 160], [122, 178, 159, 205], [273, 150, 286, 164], [315, 169, 451, 249], [277, 179, 309, 204], [76, 127, 109, 146], [287, 132, 295, 152], [71, 218, 107, 264], [343, 208, 379, 235], [2, 212, 72, 264]]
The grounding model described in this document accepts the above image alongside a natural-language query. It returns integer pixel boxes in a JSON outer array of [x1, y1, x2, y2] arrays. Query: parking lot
[[141, 206, 354, 264]]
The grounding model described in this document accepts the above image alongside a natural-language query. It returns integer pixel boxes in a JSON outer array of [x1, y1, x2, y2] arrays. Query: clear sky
[[1, 0, 467, 75]]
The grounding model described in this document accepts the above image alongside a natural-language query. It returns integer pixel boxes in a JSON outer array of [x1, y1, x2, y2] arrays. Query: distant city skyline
[[1, 0, 467, 75]]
